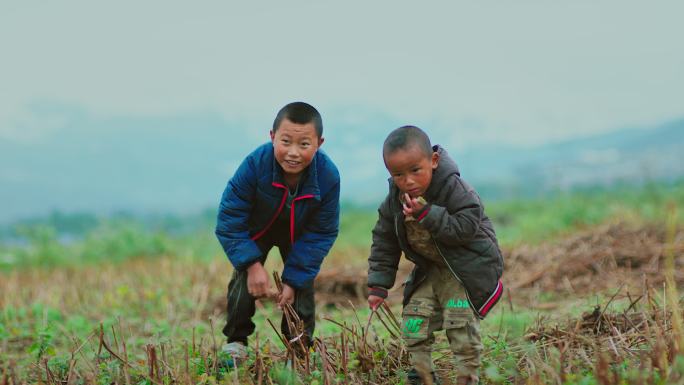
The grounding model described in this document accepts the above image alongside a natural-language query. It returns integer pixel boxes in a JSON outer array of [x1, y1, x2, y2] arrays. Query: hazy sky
[[2, 1, 683, 148]]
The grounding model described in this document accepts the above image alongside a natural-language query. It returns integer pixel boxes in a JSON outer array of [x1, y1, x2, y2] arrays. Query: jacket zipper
[[431, 238, 483, 319], [395, 215, 427, 289], [392, 192, 498, 318], [393, 205, 477, 315], [290, 194, 315, 244], [250, 183, 288, 241]]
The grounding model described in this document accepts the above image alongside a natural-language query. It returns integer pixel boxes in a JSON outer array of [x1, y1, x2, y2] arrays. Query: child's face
[[270, 118, 323, 179], [384, 145, 439, 198]]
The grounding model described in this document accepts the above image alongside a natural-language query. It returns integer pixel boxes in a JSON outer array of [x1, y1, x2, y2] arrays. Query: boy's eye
[[411, 168, 421, 173], [301, 142, 310, 147]]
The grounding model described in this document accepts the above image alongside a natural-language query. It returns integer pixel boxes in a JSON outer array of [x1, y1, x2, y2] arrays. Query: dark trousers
[[222, 237, 315, 346]]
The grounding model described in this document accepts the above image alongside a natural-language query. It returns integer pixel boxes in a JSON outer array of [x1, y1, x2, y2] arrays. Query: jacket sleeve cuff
[[415, 203, 432, 222], [282, 277, 313, 290], [368, 287, 388, 299], [237, 258, 262, 272]]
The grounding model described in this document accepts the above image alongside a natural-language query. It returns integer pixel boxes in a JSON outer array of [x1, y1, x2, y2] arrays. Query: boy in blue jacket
[[215, 102, 340, 364]]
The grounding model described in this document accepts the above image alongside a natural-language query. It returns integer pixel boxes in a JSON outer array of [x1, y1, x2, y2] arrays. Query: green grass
[[1, 180, 683, 270], [2, 180, 683, 383], [488, 181, 684, 246]]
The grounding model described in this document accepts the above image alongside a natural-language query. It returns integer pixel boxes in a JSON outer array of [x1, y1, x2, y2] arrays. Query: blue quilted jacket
[[215, 142, 340, 289]]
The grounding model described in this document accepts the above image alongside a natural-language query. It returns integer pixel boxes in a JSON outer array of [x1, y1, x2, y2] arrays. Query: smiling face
[[384, 144, 439, 198], [270, 118, 324, 182]]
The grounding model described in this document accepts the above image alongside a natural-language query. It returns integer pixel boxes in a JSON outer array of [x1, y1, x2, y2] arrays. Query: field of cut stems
[[2, 184, 684, 384]]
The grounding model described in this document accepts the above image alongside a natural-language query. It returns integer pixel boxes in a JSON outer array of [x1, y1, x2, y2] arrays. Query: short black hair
[[272, 102, 323, 137], [383, 125, 432, 158]]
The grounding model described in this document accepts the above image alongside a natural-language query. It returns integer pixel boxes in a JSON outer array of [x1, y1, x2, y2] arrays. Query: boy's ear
[[270, 130, 275, 141], [318, 136, 325, 147], [431, 151, 440, 170]]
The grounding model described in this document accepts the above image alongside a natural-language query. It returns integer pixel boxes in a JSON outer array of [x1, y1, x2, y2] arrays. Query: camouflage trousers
[[401, 264, 483, 377]]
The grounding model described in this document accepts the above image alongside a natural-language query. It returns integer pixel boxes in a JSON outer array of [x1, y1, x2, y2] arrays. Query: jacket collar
[[423, 145, 460, 200]]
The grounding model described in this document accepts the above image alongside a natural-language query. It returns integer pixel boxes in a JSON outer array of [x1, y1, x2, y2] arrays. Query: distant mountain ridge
[[1, 109, 682, 223], [455, 118, 684, 200]]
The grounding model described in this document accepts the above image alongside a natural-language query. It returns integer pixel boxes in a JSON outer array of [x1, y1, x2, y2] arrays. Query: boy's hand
[[368, 295, 385, 311], [402, 193, 426, 218], [277, 284, 295, 309], [246, 262, 272, 298]]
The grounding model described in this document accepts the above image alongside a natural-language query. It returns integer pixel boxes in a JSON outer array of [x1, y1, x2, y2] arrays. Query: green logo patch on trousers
[[403, 318, 424, 336]]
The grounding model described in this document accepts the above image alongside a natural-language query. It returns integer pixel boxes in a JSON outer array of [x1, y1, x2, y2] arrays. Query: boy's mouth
[[284, 160, 301, 167]]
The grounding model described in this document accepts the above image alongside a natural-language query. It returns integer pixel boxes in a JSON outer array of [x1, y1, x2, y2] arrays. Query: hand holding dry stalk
[[270, 271, 295, 308], [277, 284, 295, 309]]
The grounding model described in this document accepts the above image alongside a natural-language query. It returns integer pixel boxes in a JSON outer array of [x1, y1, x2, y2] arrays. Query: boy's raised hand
[[368, 294, 384, 311], [402, 193, 426, 217], [246, 262, 272, 298]]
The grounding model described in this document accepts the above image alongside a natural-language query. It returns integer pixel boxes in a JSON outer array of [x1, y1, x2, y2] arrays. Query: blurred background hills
[[2, 107, 682, 224]]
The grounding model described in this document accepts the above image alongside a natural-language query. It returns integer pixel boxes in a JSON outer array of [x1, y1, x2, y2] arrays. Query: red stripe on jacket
[[478, 280, 503, 317], [250, 183, 288, 241], [251, 183, 315, 246], [290, 194, 315, 244]]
